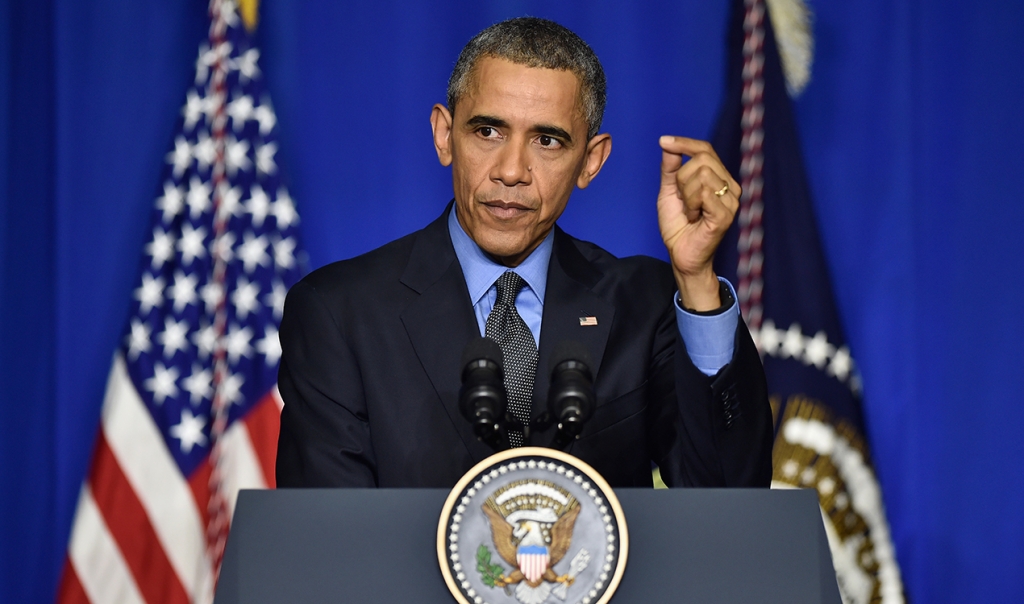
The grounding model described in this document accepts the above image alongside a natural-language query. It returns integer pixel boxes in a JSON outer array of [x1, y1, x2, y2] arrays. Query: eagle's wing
[[548, 505, 581, 565], [482, 504, 518, 567]]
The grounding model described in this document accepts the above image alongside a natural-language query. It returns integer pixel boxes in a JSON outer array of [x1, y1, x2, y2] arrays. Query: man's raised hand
[[657, 135, 740, 312]]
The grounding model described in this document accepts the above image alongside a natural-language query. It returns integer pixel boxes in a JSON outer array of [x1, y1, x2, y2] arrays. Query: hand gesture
[[657, 136, 740, 311]]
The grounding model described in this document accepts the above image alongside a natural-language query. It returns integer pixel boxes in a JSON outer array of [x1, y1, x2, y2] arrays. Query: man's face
[[431, 57, 611, 267]]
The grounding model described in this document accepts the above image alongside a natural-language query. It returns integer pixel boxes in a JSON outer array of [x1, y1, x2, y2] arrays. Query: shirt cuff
[[674, 278, 738, 376]]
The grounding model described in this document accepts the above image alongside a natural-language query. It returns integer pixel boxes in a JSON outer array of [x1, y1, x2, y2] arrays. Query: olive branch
[[476, 544, 506, 588]]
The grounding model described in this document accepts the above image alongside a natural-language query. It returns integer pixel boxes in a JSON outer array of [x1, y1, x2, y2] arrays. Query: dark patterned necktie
[[484, 271, 537, 448]]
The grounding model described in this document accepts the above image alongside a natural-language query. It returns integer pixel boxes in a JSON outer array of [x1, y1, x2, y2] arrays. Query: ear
[[576, 133, 612, 189], [430, 104, 454, 167]]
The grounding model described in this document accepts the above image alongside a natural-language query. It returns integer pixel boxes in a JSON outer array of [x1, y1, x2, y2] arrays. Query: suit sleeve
[[648, 306, 774, 488], [276, 280, 378, 487]]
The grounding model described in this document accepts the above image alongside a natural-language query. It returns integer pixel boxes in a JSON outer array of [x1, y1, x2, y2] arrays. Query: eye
[[537, 135, 562, 149], [477, 126, 500, 139]]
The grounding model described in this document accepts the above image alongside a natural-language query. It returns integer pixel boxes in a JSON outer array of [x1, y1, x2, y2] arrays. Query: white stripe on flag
[[68, 485, 146, 604], [101, 353, 212, 600], [219, 419, 268, 519], [272, 384, 284, 412]]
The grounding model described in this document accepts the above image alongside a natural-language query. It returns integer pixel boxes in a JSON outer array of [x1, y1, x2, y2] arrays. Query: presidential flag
[[56, 1, 302, 602], [711, 0, 905, 601]]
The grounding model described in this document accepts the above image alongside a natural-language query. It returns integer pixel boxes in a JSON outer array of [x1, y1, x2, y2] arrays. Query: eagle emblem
[[438, 449, 627, 604], [479, 480, 586, 603]]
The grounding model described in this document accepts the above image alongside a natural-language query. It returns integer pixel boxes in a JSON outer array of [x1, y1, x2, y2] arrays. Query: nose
[[490, 138, 532, 187]]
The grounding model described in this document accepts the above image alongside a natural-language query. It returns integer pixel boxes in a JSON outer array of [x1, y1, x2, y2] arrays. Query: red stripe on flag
[[55, 558, 90, 604], [90, 433, 190, 604], [186, 390, 280, 574], [188, 456, 214, 539], [243, 391, 282, 488]]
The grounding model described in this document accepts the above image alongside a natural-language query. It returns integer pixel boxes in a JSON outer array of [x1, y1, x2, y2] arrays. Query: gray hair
[[446, 17, 607, 140]]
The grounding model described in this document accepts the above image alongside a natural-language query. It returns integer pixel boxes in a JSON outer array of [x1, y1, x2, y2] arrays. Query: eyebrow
[[534, 125, 573, 146], [465, 114, 574, 146], [466, 115, 509, 129]]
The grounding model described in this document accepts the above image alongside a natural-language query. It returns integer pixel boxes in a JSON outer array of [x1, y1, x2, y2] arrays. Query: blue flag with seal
[[711, 0, 906, 601]]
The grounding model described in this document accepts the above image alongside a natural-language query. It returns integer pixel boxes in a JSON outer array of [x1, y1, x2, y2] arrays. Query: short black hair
[[447, 17, 607, 139]]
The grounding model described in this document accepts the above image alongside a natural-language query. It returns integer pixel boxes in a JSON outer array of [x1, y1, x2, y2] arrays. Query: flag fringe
[[765, 0, 814, 97]]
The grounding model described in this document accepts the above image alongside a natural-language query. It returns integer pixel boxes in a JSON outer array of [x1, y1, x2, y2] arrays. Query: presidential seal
[[438, 448, 627, 604]]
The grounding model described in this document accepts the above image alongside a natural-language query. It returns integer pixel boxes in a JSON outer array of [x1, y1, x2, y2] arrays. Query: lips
[[481, 199, 534, 220]]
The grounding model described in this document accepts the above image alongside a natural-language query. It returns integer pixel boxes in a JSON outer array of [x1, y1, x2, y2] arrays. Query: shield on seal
[[516, 544, 549, 584]]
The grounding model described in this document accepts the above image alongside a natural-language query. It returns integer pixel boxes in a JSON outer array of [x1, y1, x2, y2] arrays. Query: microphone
[[459, 337, 510, 451], [547, 340, 595, 450]]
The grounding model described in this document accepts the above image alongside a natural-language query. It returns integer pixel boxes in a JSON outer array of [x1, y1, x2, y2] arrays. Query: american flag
[[56, 1, 302, 602]]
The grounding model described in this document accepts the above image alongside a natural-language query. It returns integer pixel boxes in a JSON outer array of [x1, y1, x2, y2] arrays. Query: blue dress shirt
[[447, 209, 738, 376]]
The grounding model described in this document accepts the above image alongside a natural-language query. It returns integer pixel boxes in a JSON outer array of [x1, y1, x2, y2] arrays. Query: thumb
[[659, 136, 684, 190]]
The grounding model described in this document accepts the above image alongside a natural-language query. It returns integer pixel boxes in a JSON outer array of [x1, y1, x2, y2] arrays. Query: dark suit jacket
[[276, 207, 773, 488]]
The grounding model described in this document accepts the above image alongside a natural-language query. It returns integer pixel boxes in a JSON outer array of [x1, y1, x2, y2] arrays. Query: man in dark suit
[[276, 17, 773, 488]]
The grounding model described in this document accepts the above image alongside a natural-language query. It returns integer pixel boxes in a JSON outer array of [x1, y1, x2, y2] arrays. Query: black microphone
[[459, 337, 510, 451], [547, 340, 595, 450]]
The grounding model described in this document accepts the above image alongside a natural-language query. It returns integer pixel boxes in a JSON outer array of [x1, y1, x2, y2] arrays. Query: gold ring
[[714, 184, 729, 197]]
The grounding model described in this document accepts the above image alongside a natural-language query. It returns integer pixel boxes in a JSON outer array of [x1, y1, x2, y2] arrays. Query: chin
[[478, 236, 530, 263]]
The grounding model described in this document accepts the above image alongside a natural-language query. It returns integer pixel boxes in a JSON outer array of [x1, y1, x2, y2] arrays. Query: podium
[[214, 488, 840, 603]]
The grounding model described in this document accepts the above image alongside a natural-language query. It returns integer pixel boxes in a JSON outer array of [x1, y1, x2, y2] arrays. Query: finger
[[688, 183, 735, 229], [681, 165, 736, 212], [680, 183, 732, 226], [677, 152, 740, 195], [659, 135, 718, 191], [661, 135, 738, 192], [659, 135, 718, 161], [679, 171, 716, 222], [679, 166, 739, 224], [681, 164, 729, 201], [703, 186, 736, 226], [659, 148, 684, 191], [720, 186, 740, 215]]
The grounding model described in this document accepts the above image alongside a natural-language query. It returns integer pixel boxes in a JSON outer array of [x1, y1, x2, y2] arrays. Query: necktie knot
[[495, 271, 525, 307]]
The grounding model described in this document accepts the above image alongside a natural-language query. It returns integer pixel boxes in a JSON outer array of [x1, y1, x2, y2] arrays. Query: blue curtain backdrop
[[2, 1, 1022, 602]]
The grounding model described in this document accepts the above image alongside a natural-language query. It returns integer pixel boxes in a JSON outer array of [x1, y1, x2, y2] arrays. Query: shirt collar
[[448, 205, 553, 306]]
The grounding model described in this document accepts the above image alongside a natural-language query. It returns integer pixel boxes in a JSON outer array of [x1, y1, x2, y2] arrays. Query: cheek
[[536, 166, 578, 215], [452, 153, 488, 194]]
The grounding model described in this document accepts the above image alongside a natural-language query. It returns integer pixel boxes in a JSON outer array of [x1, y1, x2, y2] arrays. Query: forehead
[[460, 56, 585, 131]]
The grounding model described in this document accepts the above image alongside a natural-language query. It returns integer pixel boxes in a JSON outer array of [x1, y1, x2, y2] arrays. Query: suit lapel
[[399, 207, 485, 460], [533, 227, 615, 420], [398, 215, 616, 454]]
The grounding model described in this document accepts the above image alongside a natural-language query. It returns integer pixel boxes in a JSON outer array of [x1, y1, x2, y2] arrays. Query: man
[[276, 17, 772, 488]]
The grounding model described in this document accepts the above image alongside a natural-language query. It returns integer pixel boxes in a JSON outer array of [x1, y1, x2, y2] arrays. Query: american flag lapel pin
[[579, 316, 598, 326]]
